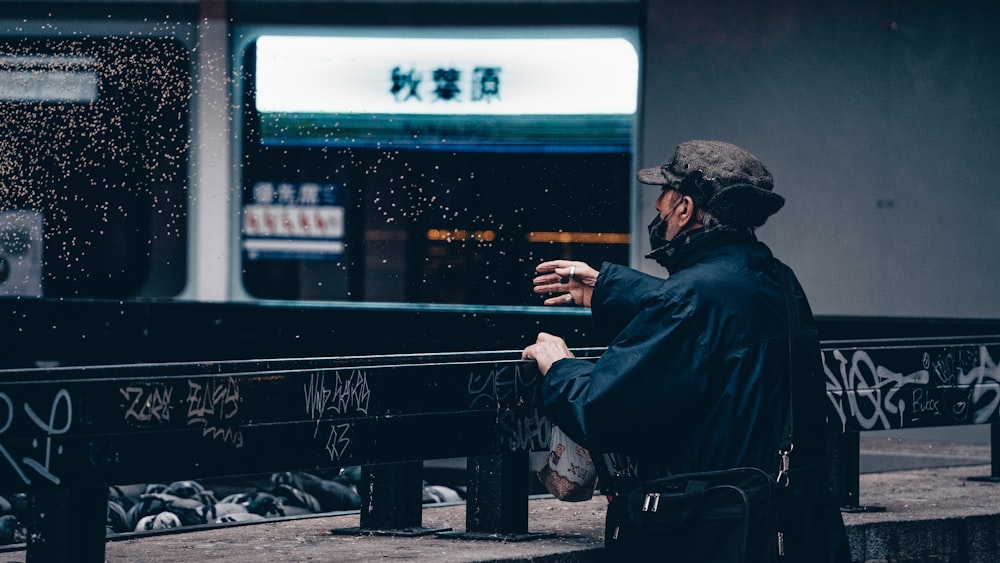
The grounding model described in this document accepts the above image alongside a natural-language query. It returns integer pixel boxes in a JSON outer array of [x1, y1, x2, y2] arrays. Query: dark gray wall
[[637, 0, 1000, 318]]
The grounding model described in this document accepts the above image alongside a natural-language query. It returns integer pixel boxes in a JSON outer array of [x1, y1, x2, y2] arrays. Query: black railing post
[[439, 451, 552, 541], [834, 431, 860, 510], [464, 453, 513, 535], [498, 450, 529, 534], [331, 461, 450, 537], [463, 452, 523, 537], [991, 422, 1000, 479], [835, 431, 884, 513], [27, 487, 107, 563], [968, 422, 1000, 483], [356, 462, 423, 532]]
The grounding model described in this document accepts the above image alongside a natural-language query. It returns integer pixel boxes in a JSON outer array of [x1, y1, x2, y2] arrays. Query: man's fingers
[[540, 295, 574, 306], [535, 260, 572, 274], [533, 272, 563, 286]]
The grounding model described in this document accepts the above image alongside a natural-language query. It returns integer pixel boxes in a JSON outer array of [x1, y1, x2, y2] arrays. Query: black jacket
[[540, 234, 850, 562]]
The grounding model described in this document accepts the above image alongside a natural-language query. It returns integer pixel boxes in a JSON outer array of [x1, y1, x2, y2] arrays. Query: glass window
[[0, 37, 190, 298], [239, 29, 637, 306]]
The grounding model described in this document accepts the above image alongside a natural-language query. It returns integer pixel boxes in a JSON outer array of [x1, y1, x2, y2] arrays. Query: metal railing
[[4, 336, 1000, 560]]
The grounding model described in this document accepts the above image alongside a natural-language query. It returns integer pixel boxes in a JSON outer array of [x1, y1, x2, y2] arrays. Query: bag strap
[[776, 264, 798, 487], [775, 263, 806, 558]]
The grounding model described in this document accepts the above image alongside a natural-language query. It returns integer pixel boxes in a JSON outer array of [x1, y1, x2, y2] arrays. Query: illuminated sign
[[242, 182, 345, 260], [0, 55, 99, 103], [250, 30, 638, 151], [255, 34, 638, 115]]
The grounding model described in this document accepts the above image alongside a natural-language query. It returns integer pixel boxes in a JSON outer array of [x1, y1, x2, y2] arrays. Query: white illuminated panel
[[0, 70, 98, 103], [255, 33, 638, 116], [0, 55, 99, 103]]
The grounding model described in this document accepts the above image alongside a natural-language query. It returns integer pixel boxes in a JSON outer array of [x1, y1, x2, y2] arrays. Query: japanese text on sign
[[242, 181, 346, 260], [391, 66, 501, 104]]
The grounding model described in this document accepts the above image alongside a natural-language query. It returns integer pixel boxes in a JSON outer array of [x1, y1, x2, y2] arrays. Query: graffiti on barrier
[[0, 389, 71, 485], [824, 345, 1000, 431]]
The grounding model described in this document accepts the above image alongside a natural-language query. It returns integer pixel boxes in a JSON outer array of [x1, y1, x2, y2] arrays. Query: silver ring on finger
[[565, 293, 574, 304], [569, 266, 576, 279]]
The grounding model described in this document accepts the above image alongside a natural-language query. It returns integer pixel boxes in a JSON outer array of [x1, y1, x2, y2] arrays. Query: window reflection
[[240, 31, 637, 306], [0, 38, 189, 298]]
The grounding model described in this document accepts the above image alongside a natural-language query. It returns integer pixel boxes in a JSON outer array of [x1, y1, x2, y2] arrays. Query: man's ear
[[677, 195, 698, 228]]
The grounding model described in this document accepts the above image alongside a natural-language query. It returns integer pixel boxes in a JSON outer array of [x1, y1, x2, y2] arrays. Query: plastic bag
[[537, 425, 597, 502]]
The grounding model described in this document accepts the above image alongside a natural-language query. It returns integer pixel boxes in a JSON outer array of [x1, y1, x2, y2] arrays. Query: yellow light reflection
[[426, 229, 629, 244], [426, 229, 497, 242], [527, 231, 630, 244]]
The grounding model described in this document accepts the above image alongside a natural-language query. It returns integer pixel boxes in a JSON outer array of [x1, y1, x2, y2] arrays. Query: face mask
[[647, 213, 669, 254], [646, 196, 683, 252], [645, 214, 674, 271]]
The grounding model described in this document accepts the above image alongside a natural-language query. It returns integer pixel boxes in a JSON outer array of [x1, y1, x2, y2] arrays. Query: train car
[[1, 0, 1000, 357], [0, 1, 638, 309]]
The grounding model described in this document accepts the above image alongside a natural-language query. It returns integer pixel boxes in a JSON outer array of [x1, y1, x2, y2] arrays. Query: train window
[[239, 29, 637, 306], [0, 38, 190, 299]]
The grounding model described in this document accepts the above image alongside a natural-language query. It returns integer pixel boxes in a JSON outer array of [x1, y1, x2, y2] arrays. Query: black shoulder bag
[[601, 265, 801, 562]]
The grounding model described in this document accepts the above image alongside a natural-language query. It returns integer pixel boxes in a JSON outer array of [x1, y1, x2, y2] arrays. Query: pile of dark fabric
[[0, 493, 26, 545], [0, 466, 464, 543]]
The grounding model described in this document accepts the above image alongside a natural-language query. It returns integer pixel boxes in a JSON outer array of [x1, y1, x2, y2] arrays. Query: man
[[522, 140, 850, 561]]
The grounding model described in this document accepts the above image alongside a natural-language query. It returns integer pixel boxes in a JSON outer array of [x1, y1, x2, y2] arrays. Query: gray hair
[[700, 208, 754, 234]]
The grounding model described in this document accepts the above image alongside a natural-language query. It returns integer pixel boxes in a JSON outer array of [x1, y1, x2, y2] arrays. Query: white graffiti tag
[[303, 371, 370, 419], [958, 346, 1000, 423], [303, 371, 370, 455], [325, 423, 351, 460], [825, 345, 1000, 430], [468, 364, 536, 409], [121, 383, 173, 424], [825, 349, 929, 430], [0, 390, 72, 485], [186, 378, 243, 448]]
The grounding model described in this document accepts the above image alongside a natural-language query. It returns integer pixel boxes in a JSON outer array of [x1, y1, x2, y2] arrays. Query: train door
[[235, 28, 638, 306]]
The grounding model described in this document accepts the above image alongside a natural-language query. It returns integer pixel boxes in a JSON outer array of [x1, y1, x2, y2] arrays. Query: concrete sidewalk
[[4, 463, 1000, 562], [0, 438, 1000, 563]]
